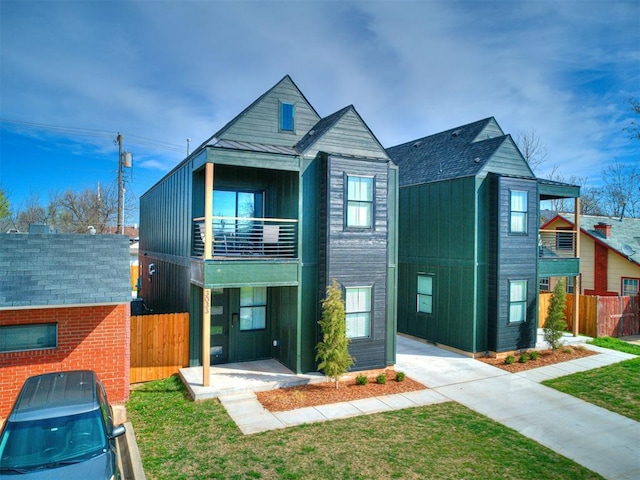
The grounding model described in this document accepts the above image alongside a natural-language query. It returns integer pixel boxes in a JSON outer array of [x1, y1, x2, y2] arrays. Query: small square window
[[417, 274, 433, 314], [510, 190, 528, 233], [346, 175, 374, 228], [280, 102, 294, 131], [0, 323, 57, 353], [622, 278, 639, 296], [345, 287, 371, 338], [509, 280, 528, 323]]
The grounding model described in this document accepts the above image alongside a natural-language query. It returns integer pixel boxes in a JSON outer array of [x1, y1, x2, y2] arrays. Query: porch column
[[202, 162, 214, 386], [573, 197, 580, 337]]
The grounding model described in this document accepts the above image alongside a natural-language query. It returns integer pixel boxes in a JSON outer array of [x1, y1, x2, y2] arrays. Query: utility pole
[[116, 133, 124, 234]]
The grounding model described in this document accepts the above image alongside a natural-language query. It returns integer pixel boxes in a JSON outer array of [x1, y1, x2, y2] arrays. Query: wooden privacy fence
[[538, 293, 639, 338], [130, 313, 190, 383]]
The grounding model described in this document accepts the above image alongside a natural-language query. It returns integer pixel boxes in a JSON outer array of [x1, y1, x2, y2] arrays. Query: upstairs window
[[346, 175, 374, 228], [280, 102, 294, 131], [509, 280, 528, 323], [345, 286, 371, 338], [417, 274, 434, 314], [510, 190, 528, 233]]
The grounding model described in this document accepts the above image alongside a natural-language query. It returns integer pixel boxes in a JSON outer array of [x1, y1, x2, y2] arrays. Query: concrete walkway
[[218, 335, 639, 480]]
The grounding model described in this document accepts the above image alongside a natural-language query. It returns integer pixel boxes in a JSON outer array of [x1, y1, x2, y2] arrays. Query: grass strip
[[127, 376, 602, 480]]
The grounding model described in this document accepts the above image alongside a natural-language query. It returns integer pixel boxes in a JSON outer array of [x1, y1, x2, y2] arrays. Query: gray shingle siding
[[0, 234, 131, 308]]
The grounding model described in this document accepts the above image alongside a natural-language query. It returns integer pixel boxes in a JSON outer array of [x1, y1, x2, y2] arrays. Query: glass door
[[210, 288, 228, 365]]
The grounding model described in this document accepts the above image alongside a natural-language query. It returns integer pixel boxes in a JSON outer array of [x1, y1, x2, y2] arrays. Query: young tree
[[315, 279, 354, 389], [0, 188, 9, 221], [543, 278, 568, 352], [516, 128, 549, 173]]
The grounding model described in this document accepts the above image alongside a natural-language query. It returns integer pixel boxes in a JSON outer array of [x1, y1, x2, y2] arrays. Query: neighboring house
[[386, 118, 580, 355], [139, 75, 398, 374], [542, 214, 640, 296], [0, 231, 132, 420]]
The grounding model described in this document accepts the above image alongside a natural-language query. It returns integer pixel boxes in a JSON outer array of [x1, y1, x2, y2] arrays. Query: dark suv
[[0, 370, 125, 479]]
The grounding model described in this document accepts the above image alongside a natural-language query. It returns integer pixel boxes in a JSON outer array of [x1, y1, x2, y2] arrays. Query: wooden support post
[[573, 197, 580, 337], [202, 162, 214, 386]]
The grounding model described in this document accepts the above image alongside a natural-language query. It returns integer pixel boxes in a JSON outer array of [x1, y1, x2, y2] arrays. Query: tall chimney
[[594, 222, 611, 239]]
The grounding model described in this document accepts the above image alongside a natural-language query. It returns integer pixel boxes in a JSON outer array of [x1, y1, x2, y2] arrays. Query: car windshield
[[0, 410, 108, 471]]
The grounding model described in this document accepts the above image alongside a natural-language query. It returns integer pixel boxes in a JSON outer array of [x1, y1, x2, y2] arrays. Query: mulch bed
[[475, 345, 597, 373], [256, 370, 426, 412]]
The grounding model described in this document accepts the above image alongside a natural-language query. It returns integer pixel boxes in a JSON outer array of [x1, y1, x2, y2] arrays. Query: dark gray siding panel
[[488, 175, 538, 352], [322, 155, 390, 370], [480, 138, 534, 179]]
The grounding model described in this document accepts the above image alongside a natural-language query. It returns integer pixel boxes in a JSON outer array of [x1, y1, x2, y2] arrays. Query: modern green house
[[139, 75, 398, 376], [387, 118, 580, 355]]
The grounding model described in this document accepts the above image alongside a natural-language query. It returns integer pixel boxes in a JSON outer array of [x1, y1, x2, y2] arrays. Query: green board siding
[[201, 260, 298, 288], [480, 138, 534, 179], [218, 76, 320, 146], [539, 258, 580, 278], [270, 286, 299, 371]]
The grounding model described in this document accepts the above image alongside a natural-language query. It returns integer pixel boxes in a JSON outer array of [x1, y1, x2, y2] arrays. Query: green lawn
[[127, 376, 602, 480], [543, 337, 640, 421]]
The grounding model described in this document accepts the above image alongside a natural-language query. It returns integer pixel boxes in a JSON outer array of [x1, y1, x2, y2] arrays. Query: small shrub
[[395, 371, 406, 382], [529, 351, 539, 361], [504, 355, 515, 365], [562, 347, 573, 354], [376, 373, 387, 384], [355, 375, 368, 386], [518, 354, 529, 364]]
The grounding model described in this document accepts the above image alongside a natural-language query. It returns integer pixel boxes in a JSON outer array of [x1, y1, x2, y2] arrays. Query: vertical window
[[557, 227, 574, 252], [346, 175, 374, 228], [345, 287, 371, 338], [622, 278, 639, 296], [417, 274, 433, 314], [280, 102, 294, 131], [566, 276, 575, 294], [239, 287, 267, 330], [539, 277, 550, 292], [0, 323, 57, 352], [509, 280, 528, 323], [510, 191, 528, 233]]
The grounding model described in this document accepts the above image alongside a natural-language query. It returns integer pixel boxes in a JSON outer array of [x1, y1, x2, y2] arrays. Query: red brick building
[[0, 233, 131, 420]]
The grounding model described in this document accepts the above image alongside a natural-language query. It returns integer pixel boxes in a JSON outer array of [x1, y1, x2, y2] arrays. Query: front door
[[229, 287, 272, 363], [210, 288, 229, 364]]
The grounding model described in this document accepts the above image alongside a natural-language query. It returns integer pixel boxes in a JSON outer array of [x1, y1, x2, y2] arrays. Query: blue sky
[[1, 0, 638, 225]]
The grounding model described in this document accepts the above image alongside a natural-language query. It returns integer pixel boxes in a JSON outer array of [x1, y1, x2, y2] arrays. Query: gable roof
[[195, 75, 321, 153], [545, 213, 640, 267], [0, 234, 132, 309], [295, 105, 390, 160], [387, 117, 533, 187]]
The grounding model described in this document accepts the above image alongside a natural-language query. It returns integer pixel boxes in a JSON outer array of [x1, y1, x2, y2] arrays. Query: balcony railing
[[539, 229, 578, 258], [193, 216, 298, 259]]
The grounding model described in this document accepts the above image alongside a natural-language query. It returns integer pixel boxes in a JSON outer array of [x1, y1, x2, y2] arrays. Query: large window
[[417, 274, 433, 314], [509, 280, 528, 323], [239, 287, 267, 331], [213, 189, 263, 235], [0, 323, 57, 353], [510, 191, 528, 233], [622, 278, 639, 296], [280, 102, 294, 131], [346, 175, 374, 228], [345, 287, 371, 338]]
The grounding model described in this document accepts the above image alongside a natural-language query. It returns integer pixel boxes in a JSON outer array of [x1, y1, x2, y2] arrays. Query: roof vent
[[413, 140, 423, 148], [474, 157, 481, 163], [308, 129, 315, 136], [451, 130, 461, 138]]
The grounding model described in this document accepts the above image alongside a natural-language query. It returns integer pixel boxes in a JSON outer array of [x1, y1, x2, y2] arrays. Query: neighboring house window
[[539, 277, 550, 292], [556, 227, 574, 253], [510, 191, 528, 233], [346, 175, 374, 228], [622, 278, 639, 296], [239, 287, 267, 330], [417, 274, 434, 314], [280, 102, 295, 131], [509, 280, 528, 323], [566, 276, 575, 294], [0, 323, 57, 353], [345, 286, 371, 338]]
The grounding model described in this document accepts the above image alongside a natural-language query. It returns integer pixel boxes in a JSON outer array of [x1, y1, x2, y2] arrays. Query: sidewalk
[[219, 335, 639, 480]]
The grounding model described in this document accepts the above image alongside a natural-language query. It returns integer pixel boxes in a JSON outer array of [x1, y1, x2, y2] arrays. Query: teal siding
[[473, 118, 504, 141], [480, 138, 535, 179]]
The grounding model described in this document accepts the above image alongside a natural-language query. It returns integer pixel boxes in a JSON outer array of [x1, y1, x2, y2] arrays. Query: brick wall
[[0, 304, 130, 421]]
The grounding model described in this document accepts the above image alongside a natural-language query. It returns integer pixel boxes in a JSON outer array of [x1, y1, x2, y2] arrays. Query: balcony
[[538, 229, 578, 258], [193, 216, 298, 259]]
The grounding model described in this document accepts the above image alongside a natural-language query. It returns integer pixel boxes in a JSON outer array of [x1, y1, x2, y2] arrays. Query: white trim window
[[510, 190, 528, 233], [345, 286, 371, 338], [622, 278, 639, 296], [509, 280, 528, 323], [417, 274, 433, 314], [346, 175, 374, 228]]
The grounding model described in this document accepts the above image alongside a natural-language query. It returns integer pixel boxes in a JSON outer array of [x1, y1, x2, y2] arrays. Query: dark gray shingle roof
[[0, 234, 131, 308], [387, 117, 506, 186]]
